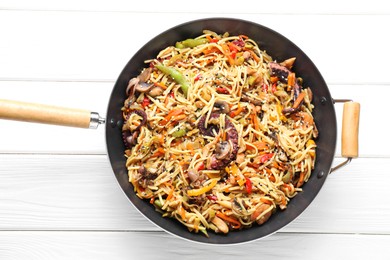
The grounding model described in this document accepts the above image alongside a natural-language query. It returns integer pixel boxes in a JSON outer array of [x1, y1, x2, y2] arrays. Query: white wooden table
[[1, 1, 389, 259]]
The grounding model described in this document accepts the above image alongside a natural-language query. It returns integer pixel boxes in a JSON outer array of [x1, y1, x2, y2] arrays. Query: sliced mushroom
[[135, 82, 154, 93], [148, 86, 164, 97], [126, 77, 139, 96], [187, 169, 199, 183], [241, 93, 262, 106], [280, 57, 296, 70], [138, 68, 152, 82], [214, 100, 230, 114], [306, 87, 313, 103], [215, 141, 232, 160], [232, 198, 245, 216], [126, 68, 154, 94]]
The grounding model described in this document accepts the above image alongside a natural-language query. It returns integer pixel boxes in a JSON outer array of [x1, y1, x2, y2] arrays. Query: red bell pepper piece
[[260, 153, 274, 163], [245, 177, 252, 194], [216, 87, 229, 94], [141, 96, 150, 107]]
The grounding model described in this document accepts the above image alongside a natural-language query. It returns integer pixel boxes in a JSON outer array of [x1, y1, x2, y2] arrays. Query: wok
[[0, 18, 359, 244]]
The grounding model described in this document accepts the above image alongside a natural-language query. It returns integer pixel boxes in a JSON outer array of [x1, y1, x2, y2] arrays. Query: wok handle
[[341, 101, 360, 158], [331, 100, 360, 173], [0, 99, 105, 129]]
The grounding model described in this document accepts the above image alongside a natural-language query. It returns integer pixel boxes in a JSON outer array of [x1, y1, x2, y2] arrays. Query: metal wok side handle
[[0, 99, 105, 129], [330, 100, 360, 173]]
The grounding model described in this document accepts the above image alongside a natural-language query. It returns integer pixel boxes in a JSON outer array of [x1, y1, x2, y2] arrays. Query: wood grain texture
[[1, 231, 390, 260], [0, 99, 92, 128], [0, 155, 389, 234], [2, 0, 389, 13], [0, 11, 389, 85], [0, 1, 389, 259]]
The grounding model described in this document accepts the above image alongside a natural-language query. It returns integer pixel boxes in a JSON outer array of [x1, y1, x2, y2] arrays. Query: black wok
[[0, 18, 359, 244]]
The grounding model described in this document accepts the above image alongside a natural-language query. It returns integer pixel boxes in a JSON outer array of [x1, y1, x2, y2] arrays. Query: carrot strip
[[270, 76, 279, 83], [252, 112, 260, 132], [248, 50, 260, 62], [260, 197, 273, 205], [171, 114, 186, 122], [206, 35, 213, 42], [287, 72, 295, 87], [221, 43, 235, 66], [150, 147, 165, 158], [297, 171, 305, 188], [179, 206, 186, 220], [202, 46, 220, 55], [216, 212, 241, 229], [254, 141, 268, 150], [154, 82, 167, 90], [166, 188, 174, 201], [159, 108, 184, 126], [292, 92, 306, 109], [186, 142, 195, 155], [229, 103, 243, 118]]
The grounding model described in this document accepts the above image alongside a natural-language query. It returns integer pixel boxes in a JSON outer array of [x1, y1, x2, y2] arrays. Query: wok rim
[[105, 17, 337, 245]]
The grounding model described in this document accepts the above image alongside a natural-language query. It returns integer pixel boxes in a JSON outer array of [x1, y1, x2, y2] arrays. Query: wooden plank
[[0, 81, 384, 156], [0, 11, 389, 84], [0, 231, 389, 260], [1, 0, 389, 14], [0, 154, 389, 234]]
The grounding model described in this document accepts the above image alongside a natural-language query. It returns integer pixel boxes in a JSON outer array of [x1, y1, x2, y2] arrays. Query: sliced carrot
[[154, 82, 167, 90], [292, 92, 306, 109], [202, 46, 220, 55], [297, 171, 305, 188], [159, 108, 184, 126], [287, 72, 295, 87], [254, 141, 268, 150], [186, 142, 195, 155], [252, 113, 260, 132], [270, 76, 279, 83], [248, 50, 260, 62], [221, 43, 235, 66], [260, 197, 273, 205], [216, 212, 241, 229], [229, 103, 243, 118], [166, 188, 174, 201], [206, 35, 213, 42], [150, 147, 165, 158], [179, 206, 186, 220], [171, 114, 186, 122]]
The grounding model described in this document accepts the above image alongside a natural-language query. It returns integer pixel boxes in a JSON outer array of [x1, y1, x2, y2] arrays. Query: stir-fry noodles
[[122, 30, 318, 236]]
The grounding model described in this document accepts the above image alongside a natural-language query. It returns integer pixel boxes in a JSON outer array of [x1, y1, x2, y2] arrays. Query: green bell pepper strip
[[171, 128, 187, 138], [155, 64, 189, 97], [175, 38, 208, 49]]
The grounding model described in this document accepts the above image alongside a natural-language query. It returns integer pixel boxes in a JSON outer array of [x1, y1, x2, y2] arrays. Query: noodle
[[121, 31, 318, 236]]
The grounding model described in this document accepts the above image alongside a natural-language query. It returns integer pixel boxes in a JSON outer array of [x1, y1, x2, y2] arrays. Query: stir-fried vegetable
[[175, 38, 209, 49], [155, 64, 190, 97], [122, 30, 318, 237], [187, 178, 219, 197]]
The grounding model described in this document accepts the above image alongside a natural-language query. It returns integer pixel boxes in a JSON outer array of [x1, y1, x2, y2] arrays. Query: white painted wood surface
[[1, 1, 389, 259]]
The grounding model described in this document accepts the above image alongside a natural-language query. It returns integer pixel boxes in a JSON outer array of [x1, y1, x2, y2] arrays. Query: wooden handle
[[341, 101, 360, 158], [0, 99, 92, 128]]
